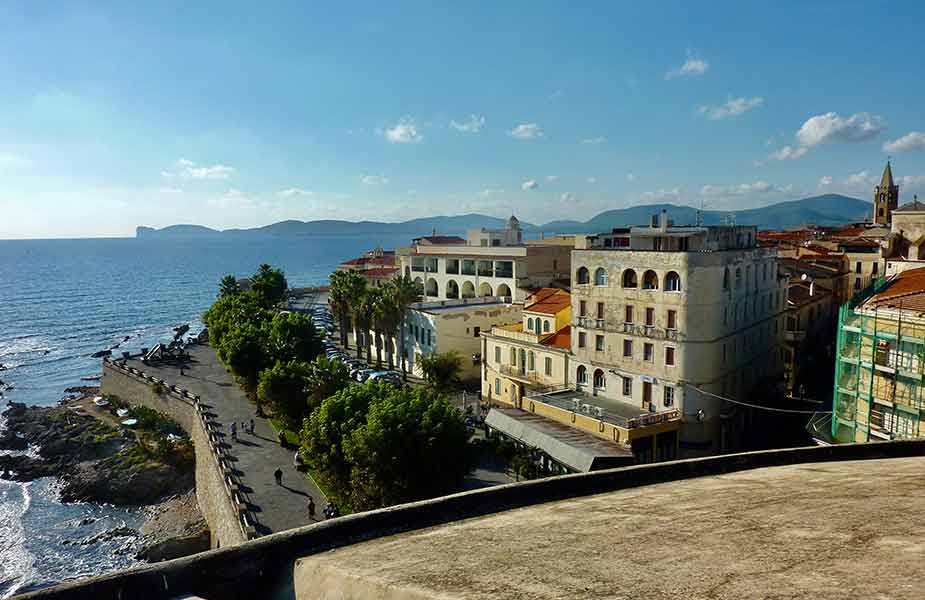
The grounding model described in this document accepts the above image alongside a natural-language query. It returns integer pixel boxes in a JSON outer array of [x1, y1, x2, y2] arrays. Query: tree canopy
[[264, 311, 323, 365], [418, 351, 463, 394], [251, 263, 288, 306], [257, 360, 312, 427]]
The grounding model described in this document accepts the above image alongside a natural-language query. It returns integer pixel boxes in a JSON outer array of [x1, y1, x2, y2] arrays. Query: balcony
[[576, 316, 606, 329]]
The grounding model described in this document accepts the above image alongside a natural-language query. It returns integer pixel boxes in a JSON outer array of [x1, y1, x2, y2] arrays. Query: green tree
[[251, 263, 288, 306], [264, 311, 323, 364], [305, 355, 351, 411], [203, 291, 271, 349], [219, 275, 240, 298], [257, 360, 311, 427], [345, 386, 469, 511], [353, 289, 377, 363], [377, 281, 404, 369], [217, 322, 269, 388], [346, 277, 369, 359], [329, 270, 365, 348], [418, 351, 462, 393], [386, 276, 421, 380]]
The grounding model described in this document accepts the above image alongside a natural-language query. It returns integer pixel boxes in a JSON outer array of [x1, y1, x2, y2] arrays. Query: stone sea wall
[[101, 359, 254, 549]]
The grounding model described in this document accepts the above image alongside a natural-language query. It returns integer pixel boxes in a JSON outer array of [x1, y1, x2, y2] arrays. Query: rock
[[136, 530, 210, 562], [79, 517, 98, 526]]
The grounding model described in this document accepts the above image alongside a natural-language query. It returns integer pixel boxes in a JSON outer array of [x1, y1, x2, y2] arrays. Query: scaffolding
[[832, 277, 925, 443]]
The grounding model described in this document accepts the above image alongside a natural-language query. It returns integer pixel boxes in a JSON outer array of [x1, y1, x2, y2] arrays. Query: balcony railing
[[576, 316, 606, 329]]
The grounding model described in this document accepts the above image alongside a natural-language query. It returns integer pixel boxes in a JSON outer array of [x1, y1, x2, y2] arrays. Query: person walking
[[274, 467, 283, 486], [230, 421, 237, 443], [249, 419, 255, 435], [308, 496, 316, 521]]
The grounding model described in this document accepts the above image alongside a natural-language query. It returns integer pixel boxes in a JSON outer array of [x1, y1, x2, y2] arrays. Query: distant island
[[137, 194, 872, 239]]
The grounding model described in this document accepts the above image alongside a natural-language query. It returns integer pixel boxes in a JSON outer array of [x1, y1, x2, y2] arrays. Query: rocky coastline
[[0, 395, 208, 562]]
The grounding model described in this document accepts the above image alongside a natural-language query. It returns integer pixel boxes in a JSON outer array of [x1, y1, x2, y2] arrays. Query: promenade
[[127, 344, 326, 536]]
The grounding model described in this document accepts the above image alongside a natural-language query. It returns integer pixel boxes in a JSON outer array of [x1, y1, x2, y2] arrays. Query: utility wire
[[692, 386, 832, 414]]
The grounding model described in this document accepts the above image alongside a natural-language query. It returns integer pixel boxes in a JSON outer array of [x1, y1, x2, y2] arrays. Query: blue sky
[[2, 1, 925, 238]]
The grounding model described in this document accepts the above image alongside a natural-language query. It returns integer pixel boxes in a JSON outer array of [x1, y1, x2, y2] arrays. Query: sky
[[2, 1, 925, 239]]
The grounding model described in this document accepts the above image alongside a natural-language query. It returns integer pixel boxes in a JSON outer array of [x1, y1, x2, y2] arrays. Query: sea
[[0, 233, 411, 597]]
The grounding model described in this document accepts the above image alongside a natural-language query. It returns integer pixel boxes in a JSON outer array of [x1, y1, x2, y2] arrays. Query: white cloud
[[700, 181, 787, 198], [665, 53, 709, 80], [278, 188, 313, 198], [560, 192, 575, 203], [449, 115, 485, 133], [521, 179, 539, 191], [769, 145, 809, 161], [697, 97, 764, 120], [545, 175, 559, 182], [0, 152, 33, 169], [796, 112, 886, 147], [883, 131, 925, 153], [847, 170, 872, 186], [580, 136, 607, 145], [900, 175, 925, 191], [509, 123, 543, 140], [626, 173, 635, 182], [587, 177, 597, 184], [163, 158, 234, 180], [361, 175, 388, 185], [384, 117, 423, 143], [641, 187, 682, 202], [819, 176, 833, 186], [479, 188, 504, 197], [158, 187, 184, 195]]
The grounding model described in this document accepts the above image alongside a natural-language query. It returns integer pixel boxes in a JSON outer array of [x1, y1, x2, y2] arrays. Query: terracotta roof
[[802, 244, 832, 255], [787, 280, 831, 307], [339, 255, 397, 268], [541, 326, 571, 349], [525, 288, 571, 315], [362, 267, 399, 278], [838, 237, 881, 249], [865, 268, 925, 312]]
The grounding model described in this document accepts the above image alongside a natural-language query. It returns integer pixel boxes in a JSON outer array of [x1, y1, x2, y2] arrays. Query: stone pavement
[[135, 344, 327, 536]]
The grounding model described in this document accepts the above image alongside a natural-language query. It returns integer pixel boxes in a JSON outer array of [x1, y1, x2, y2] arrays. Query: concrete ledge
[[14, 439, 925, 600]]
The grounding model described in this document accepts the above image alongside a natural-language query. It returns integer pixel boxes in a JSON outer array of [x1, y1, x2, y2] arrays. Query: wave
[[0, 480, 35, 599]]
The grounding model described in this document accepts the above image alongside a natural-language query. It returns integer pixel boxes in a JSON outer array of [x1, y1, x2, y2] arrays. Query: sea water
[[0, 233, 410, 596]]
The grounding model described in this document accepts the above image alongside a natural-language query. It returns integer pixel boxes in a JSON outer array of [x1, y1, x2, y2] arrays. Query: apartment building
[[336, 247, 399, 288], [832, 268, 925, 442], [396, 216, 571, 304], [566, 213, 787, 454], [783, 279, 835, 398]]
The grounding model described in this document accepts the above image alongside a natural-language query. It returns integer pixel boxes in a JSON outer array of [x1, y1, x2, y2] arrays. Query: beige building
[[783, 279, 834, 397], [397, 216, 571, 304], [567, 214, 787, 455]]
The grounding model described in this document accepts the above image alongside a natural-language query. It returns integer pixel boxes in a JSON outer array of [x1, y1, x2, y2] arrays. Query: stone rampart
[[15, 437, 925, 600], [101, 358, 255, 548]]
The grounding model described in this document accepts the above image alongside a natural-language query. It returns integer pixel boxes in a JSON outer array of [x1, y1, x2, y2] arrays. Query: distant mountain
[[136, 194, 871, 239]]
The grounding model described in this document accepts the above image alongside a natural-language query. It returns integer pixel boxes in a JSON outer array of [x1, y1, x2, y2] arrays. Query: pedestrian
[[179, 368, 185, 376], [274, 467, 283, 486], [278, 429, 286, 448], [249, 418, 255, 434], [308, 496, 316, 521], [230, 421, 237, 442]]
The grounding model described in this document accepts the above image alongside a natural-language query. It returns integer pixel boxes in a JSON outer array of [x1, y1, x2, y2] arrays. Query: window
[[544, 356, 552, 376], [644, 343, 654, 362], [596, 302, 604, 319], [495, 378, 501, 395], [872, 262, 879, 275], [623, 339, 633, 358], [723, 268, 730, 290], [473, 326, 480, 338], [527, 317, 534, 331], [543, 320, 550, 333], [854, 278, 861, 290], [579, 300, 587, 317], [495, 346, 501, 363], [663, 386, 675, 407], [855, 261, 862, 274], [622, 269, 638, 288], [426, 329, 431, 346], [595, 335, 604, 351], [667, 310, 677, 330], [510, 348, 517, 366], [593, 369, 606, 390], [642, 270, 659, 290], [666, 347, 676, 366], [735, 267, 742, 289], [576, 365, 587, 385], [664, 271, 681, 291], [622, 376, 632, 397], [645, 307, 655, 326], [578, 331, 587, 348], [528, 351, 535, 371], [594, 267, 608, 285], [576, 266, 590, 284], [625, 305, 634, 324]]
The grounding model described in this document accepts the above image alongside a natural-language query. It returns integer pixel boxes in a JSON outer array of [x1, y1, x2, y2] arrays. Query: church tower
[[873, 160, 899, 225]]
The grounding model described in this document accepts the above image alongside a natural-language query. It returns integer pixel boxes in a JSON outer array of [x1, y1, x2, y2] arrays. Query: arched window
[[527, 317, 534, 331], [576, 365, 587, 385], [497, 283, 512, 299], [543, 320, 550, 333], [479, 282, 493, 297], [665, 271, 681, 292], [461, 281, 476, 298], [643, 270, 659, 290], [723, 268, 730, 290], [594, 267, 608, 286], [593, 368, 606, 390], [576, 267, 590, 284], [425, 277, 438, 296], [445, 279, 459, 299], [622, 269, 638, 288]]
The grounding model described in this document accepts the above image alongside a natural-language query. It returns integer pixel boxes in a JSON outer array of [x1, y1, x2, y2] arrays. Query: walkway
[[127, 344, 326, 536]]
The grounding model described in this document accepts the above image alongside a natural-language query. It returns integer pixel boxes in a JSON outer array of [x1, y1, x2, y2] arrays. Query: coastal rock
[[136, 530, 210, 562]]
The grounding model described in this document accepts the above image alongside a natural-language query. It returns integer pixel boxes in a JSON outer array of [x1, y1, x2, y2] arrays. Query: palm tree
[[368, 288, 387, 368], [305, 356, 351, 411], [219, 274, 240, 298], [328, 270, 361, 348], [388, 275, 422, 381], [418, 351, 462, 394], [354, 289, 377, 363]]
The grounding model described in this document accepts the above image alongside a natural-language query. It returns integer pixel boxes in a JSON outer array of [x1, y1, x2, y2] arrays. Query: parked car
[[366, 371, 402, 385], [354, 368, 376, 382]]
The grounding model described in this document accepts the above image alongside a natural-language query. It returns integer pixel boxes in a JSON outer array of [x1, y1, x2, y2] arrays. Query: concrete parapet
[[14, 437, 925, 600]]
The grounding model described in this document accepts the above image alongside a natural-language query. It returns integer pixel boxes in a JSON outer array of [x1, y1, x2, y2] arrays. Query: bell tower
[[873, 160, 899, 225]]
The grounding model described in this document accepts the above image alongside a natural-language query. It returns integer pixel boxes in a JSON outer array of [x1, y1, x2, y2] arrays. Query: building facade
[[873, 160, 899, 225]]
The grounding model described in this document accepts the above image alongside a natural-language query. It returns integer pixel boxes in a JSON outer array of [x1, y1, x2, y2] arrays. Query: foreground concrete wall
[[15, 438, 925, 600], [101, 360, 251, 549]]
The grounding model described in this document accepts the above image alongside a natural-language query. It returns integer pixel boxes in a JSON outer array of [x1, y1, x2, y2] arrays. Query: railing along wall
[[102, 357, 258, 542]]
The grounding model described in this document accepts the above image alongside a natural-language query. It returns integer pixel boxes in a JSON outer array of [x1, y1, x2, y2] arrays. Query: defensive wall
[[14, 437, 925, 600], [100, 357, 255, 548]]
